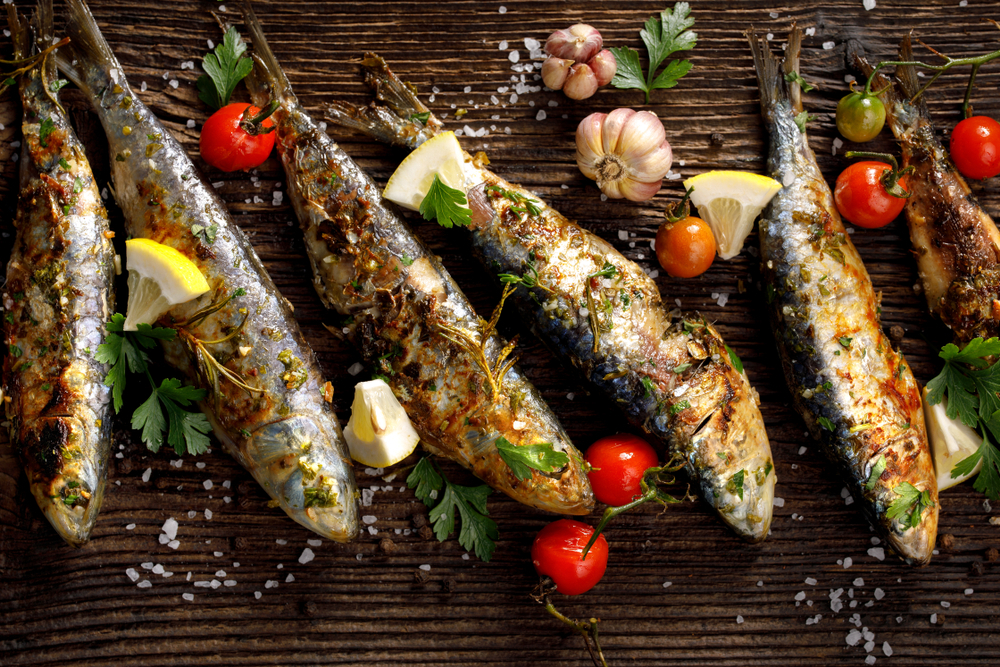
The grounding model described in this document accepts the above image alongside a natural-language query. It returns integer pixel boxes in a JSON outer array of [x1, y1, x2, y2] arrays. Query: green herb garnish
[[419, 174, 471, 229], [725, 344, 744, 374], [409, 111, 431, 124], [794, 111, 818, 134], [38, 117, 55, 147], [495, 436, 570, 481], [886, 482, 935, 528], [866, 455, 886, 491], [196, 26, 253, 110], [407, 457, 497, 561], [817, 416, 835, 432], [610, 2, 697, 103], [784, 71, 815, 93]]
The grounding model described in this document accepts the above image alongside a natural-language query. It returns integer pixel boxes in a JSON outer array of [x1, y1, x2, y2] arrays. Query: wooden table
[[2, 1, 999, 664]]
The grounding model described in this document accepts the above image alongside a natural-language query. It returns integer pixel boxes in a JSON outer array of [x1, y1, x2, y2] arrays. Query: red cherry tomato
[[531, 519, 608, 596], [199, 102, 276, 172], [950, 116, 1000, 180], [584, 433, 659, 506], [833, 161, 909, 229], [655, 216, 716, 278]]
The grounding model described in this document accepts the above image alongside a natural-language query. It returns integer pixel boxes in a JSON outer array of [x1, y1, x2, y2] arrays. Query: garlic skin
[[575, 109, 673, 202], [588, 49, 617, 87], [541, 56, 574, 90], [343, 379, 420, 467], [545, 24, 603, 63], [563, 63, 599, 101]]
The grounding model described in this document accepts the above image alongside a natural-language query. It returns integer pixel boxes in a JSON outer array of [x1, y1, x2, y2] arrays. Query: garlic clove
[[545, 24, 603, 63], [563, 63, 599, 100], [616, 111, 668, 166], [587, 49, 617, 87], [600, 108, 635, 155], [618, 178, 664, 202], [343, 379, 420, 467], [627, 141, 673, 183], [574, 112, 606, 179], [541, 56, 574, 91]]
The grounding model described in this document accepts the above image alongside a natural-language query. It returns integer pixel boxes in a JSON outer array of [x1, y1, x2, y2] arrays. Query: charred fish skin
[[241, 2, 594, 516], [852, 38, 1000, 345], [749, 28, 937, 564], [324, 56, 775, 541], [54, 0, 359, 542], [1, 2, 115, 548]]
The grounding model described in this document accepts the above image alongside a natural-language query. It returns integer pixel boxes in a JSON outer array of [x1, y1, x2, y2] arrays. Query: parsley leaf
[[784, 71, 815, 93], [952, 432, 1000, 500], [419, 175, 471, 229], [725, 344, 744, 374], [38, 117, 55, 147], [407, 456, 497, 561], [794, 111, 818, 134], [817, 416, 835, 432], [409, 111, 431, 125], [865, 455, 886, 491], [196, 26, 253, 110], [98, 315, 209, 455], [731, 469, 746, 501], [495, 437, 570, 481], [886, 482, 935, 528], [610, 2, 697, 103]]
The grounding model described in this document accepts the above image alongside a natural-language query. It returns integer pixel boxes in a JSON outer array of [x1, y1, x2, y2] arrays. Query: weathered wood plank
[[2, 1, 1000, 665]]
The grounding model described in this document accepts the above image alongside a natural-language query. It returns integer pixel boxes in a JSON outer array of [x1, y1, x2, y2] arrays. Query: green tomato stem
[[844, 151, 914, 199], [664, 185, 695, 223], [532, 579, 608, 667]]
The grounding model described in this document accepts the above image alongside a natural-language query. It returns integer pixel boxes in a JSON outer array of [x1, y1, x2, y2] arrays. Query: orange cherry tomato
[[655, 216, 716, 278]]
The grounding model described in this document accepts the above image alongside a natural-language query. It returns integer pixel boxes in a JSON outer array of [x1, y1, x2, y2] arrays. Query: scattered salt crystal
[[142, 562, 154, 570], [871, 536, 881, 545], [806, 577, 817, 585], [930, 613, 937, 624], [498, 5, 506, 13], [152, 564, 164, 575], [832, 137, 844, 155], [498, 40, 508, 50], [210, 580, 221, 589], [736, 615, 744, 624], [883, 641, 893, 657], [140, 81, 148, 92], [254, 591, 262, 599], [307, 539, 322, 547], [284, 573, 295, 583], [766, 33, 774, 41], [214, 551, 223, 557], [536, 110, 547, 121], [769, 11, 779, 17], [845, 495, 854, 506], [299, 548, 315, 564], [524, 37, 540, 50], [137, 580, 152, 589], [959, 0, 968, 5], [772, 497, 785, 508], [566, 392, 575, 400], [194, 581, 210, 588], [142, 468, 152, 483], [276, 539, 288, 545], [717, 293, 729, 307], [508, 51, 520, 63], [846, 629, 863, 646], [941, 601, 951, 608], [348, 362, 364, 376], [823, 41, 836, 50], [367, 526, 378, 536], [126, 568, 139, 582], [203, 480, 213, 490], [277, 564, 284, 569], [843, 557, 853, 569], [662, 581, 672, 588], [224, 580, 237, 587], [418, 564, 431, 572], [795, 591, 806, 601], [183, 593, 194, 601], [854, 578, 864, 587], [868, 547, 885, 561], [965, 588, 974, 595], [162, 518, 178, 540], [167, 540, 179, 550], [126, 523, 136, 530], [168, 79, 179, 89], [463, 86, 472, 94], [618, 230, 629, 241], [865, 657, 876, 666], [648, 270, 659, 279], [805, 27, 816, 36], [356, 553, 364, 561]]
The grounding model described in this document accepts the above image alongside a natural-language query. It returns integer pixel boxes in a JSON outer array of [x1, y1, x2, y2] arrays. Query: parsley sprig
[[406, 457, 498, 561], [197, 26, 253, 110], [495, 436, 570, 481], [419, 175, 472, 229], [610, 2, 697, 103], [925, 337, 1000, 500], [886, 482, 935, 528], [95, 314, 211, 455]]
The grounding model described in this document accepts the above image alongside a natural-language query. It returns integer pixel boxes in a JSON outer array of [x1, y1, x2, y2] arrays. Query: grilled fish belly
[[323, 55, 775, 540], [854, 38, 1000, 344], [56, 0, 359, 541], [750, 28, 937, 564], [242, 3, 593, 515], [2, 2, 115, 547]]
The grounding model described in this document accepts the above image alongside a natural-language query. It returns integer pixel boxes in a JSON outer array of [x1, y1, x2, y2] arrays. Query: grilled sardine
[[2, 1, 114, 547], [749, 28, 937, 564], [240, 2, 593, 515], [323, 55, 775, 540], [55, 0, 359, 541]]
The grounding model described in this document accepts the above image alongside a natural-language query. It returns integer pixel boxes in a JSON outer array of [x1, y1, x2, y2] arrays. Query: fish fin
[[359, 53, 428, 118], [53, 0, 123, 96], [323, 101, 420, 149], [896, 33, 920, 99], [847, 39, 906, 110], [746, 28, 790, 112], [240, 0, 295, 102], [784, 25, 803, 113], [7, 3, 31, 61]]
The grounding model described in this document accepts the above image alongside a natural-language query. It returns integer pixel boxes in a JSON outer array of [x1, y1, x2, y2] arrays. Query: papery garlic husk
[[541, 56, 574, 90], [575, 109, 673, 202], [545, 23, 603, 63], [343, 379, 420, 467], [564, 63, 599, 101], [588, 49, 617, 87]]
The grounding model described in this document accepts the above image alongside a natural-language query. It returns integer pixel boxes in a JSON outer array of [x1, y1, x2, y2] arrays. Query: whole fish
[[324, 57, 776, 539], [1, 1, 114, 547], [852, 37, 1000, 344], [748, 28, 937, 564], [241, 3, 593, 515], [55, 0, 359, 542]]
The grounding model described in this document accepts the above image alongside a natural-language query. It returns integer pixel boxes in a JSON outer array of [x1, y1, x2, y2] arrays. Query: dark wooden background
[[2, 1, 999, 665]]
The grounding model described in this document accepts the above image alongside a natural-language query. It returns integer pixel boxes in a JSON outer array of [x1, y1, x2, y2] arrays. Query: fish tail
[[240, 0, 295, 102], [6, 2, 33, 62], [53, 0, 123, 97], [746, 27, 793, 113], [323, 52, 443, 150], [896, 33, 920, 98]]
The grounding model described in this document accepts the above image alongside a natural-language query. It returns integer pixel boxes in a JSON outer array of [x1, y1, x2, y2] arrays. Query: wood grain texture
[[2, 0, 1000, 665]]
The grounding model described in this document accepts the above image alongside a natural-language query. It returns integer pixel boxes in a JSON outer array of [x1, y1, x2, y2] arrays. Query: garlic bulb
[[541, 56, 573, 90], [576, 109, 673, 202], [343, 379, 420, 467], [588, 49, 617, 87], [545, 24, 602, 63], [564, 63, 599, 100]]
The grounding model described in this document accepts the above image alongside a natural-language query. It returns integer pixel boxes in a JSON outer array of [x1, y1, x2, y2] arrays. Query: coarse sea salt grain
[[137, 580, 152, 589], [930, 613, 938, 624], [142, 468, 152, 483], [203, 480, 213, 490], [865, 657, 876, 665], [299, 548, 315, 564], [214, 551, 223, 557], [736, 615, 744, 624], [167, 540, 180, 550], [348, 362, 364, 376], [868, 547, 886, 561], [874, 588, 885, 600], [183, 593, 194, 601], [162, 518, 178, 540], [847, 629, 862, 646], [965, 588, 974, 595], [773, 497, 785, 507], [805, 27, 816, 36], [843, 557, 853, 569], [498, 5, 506, 13], [864, 0, 877, 10], [806, 577, 817, 585], [662, 581, 672, 588], [823, 41, 836, 50], [126, 523, 136, 530], [126, 568, 139, 582], [941, 601, 951, 608], [307, 539, 322, 547]]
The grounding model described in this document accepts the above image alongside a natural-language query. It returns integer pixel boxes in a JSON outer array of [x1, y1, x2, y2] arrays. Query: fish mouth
[[224, 413, 361, 542]]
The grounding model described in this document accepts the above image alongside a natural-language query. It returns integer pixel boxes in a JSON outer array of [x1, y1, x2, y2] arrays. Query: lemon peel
[[383, 131, 468, 211], [684, 170, 782, 260], [123, 238, 210, 331]]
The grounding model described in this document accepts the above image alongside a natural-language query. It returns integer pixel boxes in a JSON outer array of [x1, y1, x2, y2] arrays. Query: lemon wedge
[[684, 171, 782, 260], [344, 379, 420, 467], [383, 131, 468, 211], [123, 238, 210, 331], [923, 386, 983, 492]]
